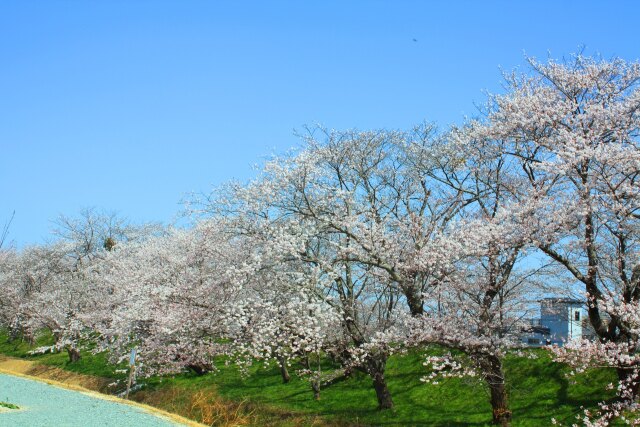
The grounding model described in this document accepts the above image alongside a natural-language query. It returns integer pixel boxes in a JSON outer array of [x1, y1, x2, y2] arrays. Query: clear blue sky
[[2, 1, 639, 246]]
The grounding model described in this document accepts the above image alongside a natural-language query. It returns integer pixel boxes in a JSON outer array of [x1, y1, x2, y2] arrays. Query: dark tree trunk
[[404, 284, 424, 317], [372, 370, 394, 410], [277, 356, 290, 383], [489, 381, 511, 426], [300, 356, 320, 399], [617, 366, 640, 401], [7, 328, 19, 343], [480, 355, 511, 426], [366, 354, 394, 410], [25, 332, 36, 346], [67, 347, 81, 363], [311, 378, 321, 400], [343, 366, 353, 378], [186, 364, 209, 376]]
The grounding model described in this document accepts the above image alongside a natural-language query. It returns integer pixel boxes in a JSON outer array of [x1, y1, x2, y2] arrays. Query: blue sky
[[2, 1, 639, 246]]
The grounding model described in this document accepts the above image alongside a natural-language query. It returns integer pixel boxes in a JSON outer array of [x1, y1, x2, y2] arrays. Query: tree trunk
[[343, 365, 353, 378], [186, 364, 209, 375], [311, 378, 321, 400], [372, 370, 394, 410], [366, 354, 394, 410], [617, 366, 640, 402], [404, 284, 424, 317], [67, 347, 81, 363], [489, 380, 511, 426], [277, 356, 290, 383], [480, 355, 511, 426], [300, 355, 320, 399]]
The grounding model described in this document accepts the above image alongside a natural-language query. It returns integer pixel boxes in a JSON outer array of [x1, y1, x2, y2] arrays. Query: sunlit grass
[[0, 401, 19, 410], [0, 330, 619, 426]]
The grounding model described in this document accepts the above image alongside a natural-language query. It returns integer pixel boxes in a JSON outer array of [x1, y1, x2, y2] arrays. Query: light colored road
[[0, 373, 183, 426]]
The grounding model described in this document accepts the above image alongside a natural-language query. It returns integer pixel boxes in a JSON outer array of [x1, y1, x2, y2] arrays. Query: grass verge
[[0, 401, 19, 410], [0, 330, 621, 426]]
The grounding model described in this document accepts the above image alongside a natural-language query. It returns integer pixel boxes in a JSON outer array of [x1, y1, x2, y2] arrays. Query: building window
[[528, 338, 540, 345], [574, 311, 580, 321]]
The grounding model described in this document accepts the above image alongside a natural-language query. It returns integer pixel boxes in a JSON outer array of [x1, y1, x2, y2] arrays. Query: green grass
[[199, 350, 616, 426], [0, 330, 125, 379], [0, 401, 19, 410], [0, 331, 620, 426], [120, 349, 619, 426]]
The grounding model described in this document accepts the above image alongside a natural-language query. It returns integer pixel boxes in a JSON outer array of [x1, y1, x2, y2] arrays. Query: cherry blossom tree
[[226, 276, 342, 398], [0, 210, 14, 250], [468, 54, 640, 424], [53, 207, 161, 261], [88, 222, 241, 376], [0, 242, 95, 361], [0, 209, 161, 363], [402, 129, 556, 426], [551, 295, 640, 426], [0, 248, 24, 341], [194, 128, 444, 409]]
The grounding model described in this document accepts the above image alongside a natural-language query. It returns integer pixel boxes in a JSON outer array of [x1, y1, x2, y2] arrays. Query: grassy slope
[[201, 351, 616, 426], [0, 331, 125, 380], [0, 331, 618, 426]]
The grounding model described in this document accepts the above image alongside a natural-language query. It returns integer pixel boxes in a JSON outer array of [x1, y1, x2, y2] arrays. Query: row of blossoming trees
[[1, 55, 639, 426]]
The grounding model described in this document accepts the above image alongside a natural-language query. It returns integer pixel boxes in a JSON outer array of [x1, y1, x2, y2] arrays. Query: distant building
[[521, 298, 584, 346], [520, 320, 551, 347]]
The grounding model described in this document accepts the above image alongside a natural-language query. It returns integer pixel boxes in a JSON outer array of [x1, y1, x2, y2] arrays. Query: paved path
[[0, 373, 183, 426]]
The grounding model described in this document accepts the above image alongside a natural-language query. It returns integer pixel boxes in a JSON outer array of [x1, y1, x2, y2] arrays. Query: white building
[[522, 298, 583, 346]]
